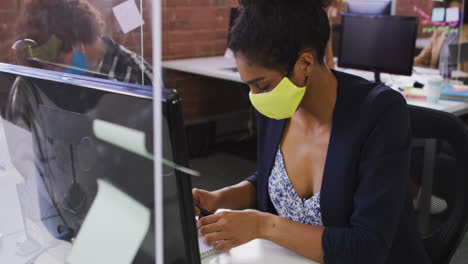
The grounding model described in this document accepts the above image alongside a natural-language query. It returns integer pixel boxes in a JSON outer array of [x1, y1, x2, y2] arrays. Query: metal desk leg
[[418, 138, 437, 236]]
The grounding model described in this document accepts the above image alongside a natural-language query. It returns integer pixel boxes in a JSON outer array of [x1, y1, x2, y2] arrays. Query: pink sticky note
[[446, 7, 460, 23]]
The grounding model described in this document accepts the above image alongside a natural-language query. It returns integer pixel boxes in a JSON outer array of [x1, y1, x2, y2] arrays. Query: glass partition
[[0, 1, 171, 263], [0, 1, 202, 263], [0, 69, 158, 263], [412, 0, 467, 77], [0, 0, 152, 86]]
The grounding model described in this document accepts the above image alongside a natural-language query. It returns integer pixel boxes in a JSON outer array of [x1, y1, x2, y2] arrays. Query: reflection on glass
[[0, 63, 200, 263], [12, 0, 152, 85], [0, 71, 154, 263], [0, 66, 198, 263], [414, 0, 467, 76], [0, 0, 181, 263]]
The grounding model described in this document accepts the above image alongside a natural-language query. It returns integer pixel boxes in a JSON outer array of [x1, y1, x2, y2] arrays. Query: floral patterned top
[[268, 147, 323, 226]]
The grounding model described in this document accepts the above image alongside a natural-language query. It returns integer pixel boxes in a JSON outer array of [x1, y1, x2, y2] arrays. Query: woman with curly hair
[[14, 0, 152, 85], [193, 0, 430, 263]]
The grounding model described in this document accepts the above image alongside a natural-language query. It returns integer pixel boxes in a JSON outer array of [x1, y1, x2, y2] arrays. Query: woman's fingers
[[204, 231, 230, 245], [214, 240, 239, 250], [197, 213, 222, 229], [199, 222, 223, 235], [192, 188, 200, 201]]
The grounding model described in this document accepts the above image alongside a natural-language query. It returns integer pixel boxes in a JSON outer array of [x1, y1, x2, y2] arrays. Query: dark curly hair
[[15, 0, 104, 57], [228, 0, 332, 75]]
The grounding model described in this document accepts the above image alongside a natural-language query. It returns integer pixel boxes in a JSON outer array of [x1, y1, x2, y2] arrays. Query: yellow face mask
[[249, 77, 306, 120]]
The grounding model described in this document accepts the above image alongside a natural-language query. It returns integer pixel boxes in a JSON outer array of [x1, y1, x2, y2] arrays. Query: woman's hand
[[192, 188, 220, 217], [197, 209, 269, 250]]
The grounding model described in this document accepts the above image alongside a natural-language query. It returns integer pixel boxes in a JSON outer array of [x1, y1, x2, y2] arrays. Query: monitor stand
[[374, 72, 382, 83]]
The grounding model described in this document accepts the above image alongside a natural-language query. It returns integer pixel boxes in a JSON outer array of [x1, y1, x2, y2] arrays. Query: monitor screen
[[0, 68, 199, 264], [338, 14, 418, 76], [347, 0, 392, 15]]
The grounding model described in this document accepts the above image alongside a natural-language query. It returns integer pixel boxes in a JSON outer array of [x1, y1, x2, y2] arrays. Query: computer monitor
[[338, 14, 418, 82], [0, 67, 200, 264], [347, 0, 392, 15]]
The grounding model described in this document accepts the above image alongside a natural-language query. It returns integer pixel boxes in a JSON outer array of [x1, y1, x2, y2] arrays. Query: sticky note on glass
[[67, 179, 151, 264], [113, 0, 145, 34], [446, 7, 460, 22], [431, 8, 445, 22]]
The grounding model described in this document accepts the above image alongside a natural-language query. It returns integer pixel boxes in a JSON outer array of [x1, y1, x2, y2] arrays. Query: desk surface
[[416, 38, 431, 50], [202, 239, 319, 264], [163, 56, 468, 117], [163, 56, 242, 84]]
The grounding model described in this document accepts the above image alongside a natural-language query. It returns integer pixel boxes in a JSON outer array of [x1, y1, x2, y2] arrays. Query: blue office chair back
[[408, 105, 468, 264]]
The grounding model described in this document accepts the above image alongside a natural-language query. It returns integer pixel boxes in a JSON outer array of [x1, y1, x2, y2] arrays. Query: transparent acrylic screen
[[0, 0, 152, 86], [0, 0, 180, 264]]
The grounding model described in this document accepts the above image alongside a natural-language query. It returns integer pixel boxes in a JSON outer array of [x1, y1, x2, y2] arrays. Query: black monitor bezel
[[338, 13, 419, 77], [0, 64, 201, 264]]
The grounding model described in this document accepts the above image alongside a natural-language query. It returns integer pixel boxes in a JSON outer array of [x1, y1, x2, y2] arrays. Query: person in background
[[414, 0, 468, 74], [14, 0, 152, 85], [193, 0, 430, 263]]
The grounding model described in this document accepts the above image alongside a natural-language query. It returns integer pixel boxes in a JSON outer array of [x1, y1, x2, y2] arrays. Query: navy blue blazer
[[246, 70, 431, 264]]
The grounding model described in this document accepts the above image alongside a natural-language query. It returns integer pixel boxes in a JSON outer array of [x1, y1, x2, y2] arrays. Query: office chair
[[11, 39, 42, 69], [408, 105, 468, 264]]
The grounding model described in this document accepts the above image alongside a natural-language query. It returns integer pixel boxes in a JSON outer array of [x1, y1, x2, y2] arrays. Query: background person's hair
[[15, 0, 104, 56], [228, 0, 332, 75]]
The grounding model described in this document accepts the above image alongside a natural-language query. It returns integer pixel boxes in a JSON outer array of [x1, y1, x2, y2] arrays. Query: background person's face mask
[[63, 50, 89, 76], [249, 77, 306, 120]]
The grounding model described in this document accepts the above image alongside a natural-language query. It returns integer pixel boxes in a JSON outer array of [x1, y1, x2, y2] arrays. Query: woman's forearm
[[260, 213, 325, 263], [213, 181, 257, 210]]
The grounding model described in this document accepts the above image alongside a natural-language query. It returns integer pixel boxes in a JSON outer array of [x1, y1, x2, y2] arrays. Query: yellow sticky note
[[453, 85, 468, 92]]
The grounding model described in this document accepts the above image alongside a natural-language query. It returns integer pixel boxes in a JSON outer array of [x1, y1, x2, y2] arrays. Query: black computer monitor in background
[[338, 14, 418, 82], [347, 0, 392, 15], [1, 68, 200, 264]]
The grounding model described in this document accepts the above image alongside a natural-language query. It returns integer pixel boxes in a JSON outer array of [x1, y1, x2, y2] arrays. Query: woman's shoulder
[[334, 70, 409, 135], [335, 70, 407, 113]]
